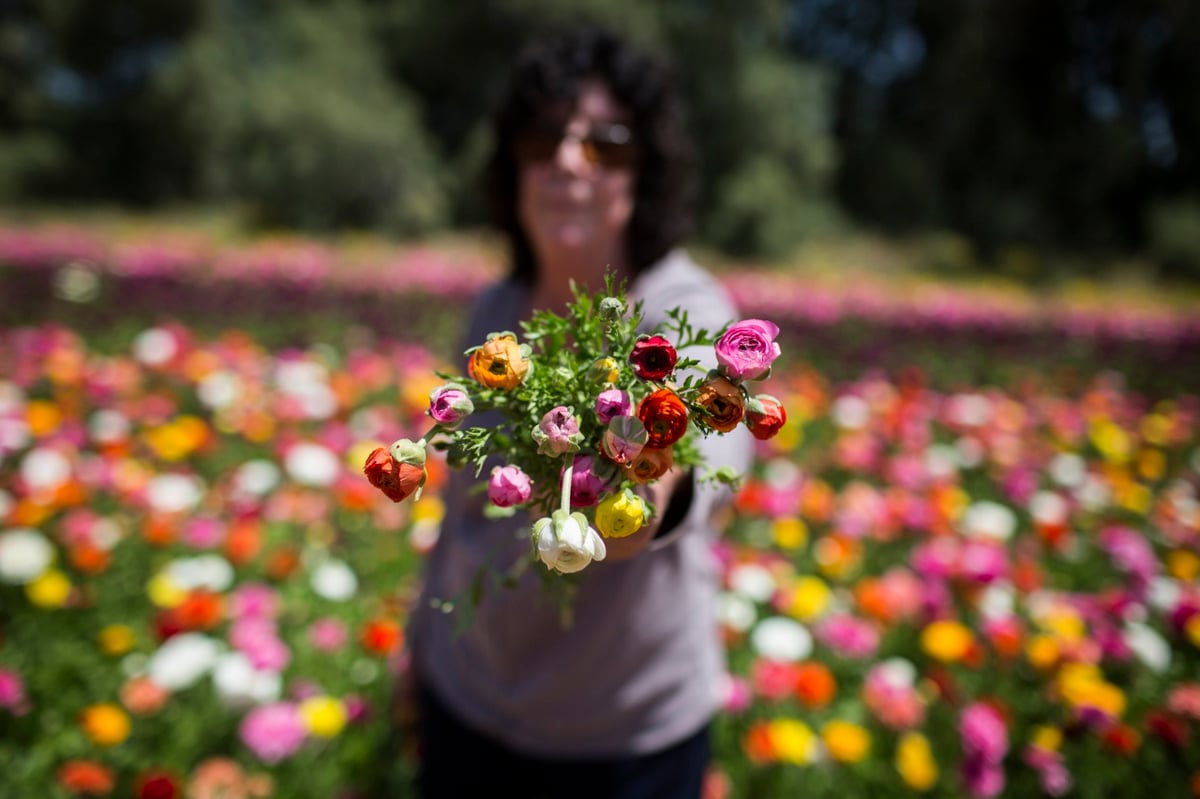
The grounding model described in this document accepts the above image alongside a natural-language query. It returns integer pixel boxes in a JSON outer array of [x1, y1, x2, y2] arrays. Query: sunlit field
[[2, 219, 1199, 798]]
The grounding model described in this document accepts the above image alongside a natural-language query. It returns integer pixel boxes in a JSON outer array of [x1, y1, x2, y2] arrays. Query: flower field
[[2, 221, 1200, 798]]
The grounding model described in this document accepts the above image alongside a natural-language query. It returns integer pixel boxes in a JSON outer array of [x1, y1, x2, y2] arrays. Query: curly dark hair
[[485, 25, 694, 284]]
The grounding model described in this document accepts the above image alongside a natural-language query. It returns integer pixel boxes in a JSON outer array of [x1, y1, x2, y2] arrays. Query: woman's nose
[[553, 134, 593, 174]]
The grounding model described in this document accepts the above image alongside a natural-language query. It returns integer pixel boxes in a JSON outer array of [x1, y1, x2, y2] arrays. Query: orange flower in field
[[794, 661, 837, 708], [57, 759, 115, 795], [854, 578, 892, 622], [637, 388, 689, 449], [69, 543, 111, 575], [79, 704, 130, 747], [742, 721, 777, 764], [1103, 723, 1141, 756], [176, 589, 225, 630], [264, 547, 301, 581], [224, 519, 262, 566], [120, 676, 169, 716], [361, 618, 404, 656]]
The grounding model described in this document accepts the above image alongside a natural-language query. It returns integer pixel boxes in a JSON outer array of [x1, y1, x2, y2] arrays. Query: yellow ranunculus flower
[[1025, 635, 1060, 669], [1185, 615, 1200, 648], [821, 720, 870, 763], [1030, 725, 1063, 752], [1038, 608, 1085, 643], [920, 620, 973, 663], [146, 573, 186, 608], [771, 517, 807, 550], [26, 400, 63, 436], [594, 489, 646, 539], [26, 569, 71, 608], [1058, 663, 1125, 717], [895, 731, 938, 791], [412, 496, 446, 525], [98, 625, 136, 656], [299, 696, 347, 738], [767, 718, 817, 765], [1167, 550, 1200, 582], [589, 357, 619, 384], [788, 575, 831, 621], [80, 703, 131, 746]]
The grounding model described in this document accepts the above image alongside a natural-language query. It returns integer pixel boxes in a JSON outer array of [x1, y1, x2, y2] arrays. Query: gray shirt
[[409, 250, 753, 757]]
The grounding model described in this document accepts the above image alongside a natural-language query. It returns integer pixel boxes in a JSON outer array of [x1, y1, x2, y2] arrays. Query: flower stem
[[560, 455, 573, 513]]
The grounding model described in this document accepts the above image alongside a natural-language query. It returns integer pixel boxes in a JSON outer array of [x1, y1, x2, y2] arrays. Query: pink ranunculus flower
[[815, 613, 880, 659], [427, 383, 474, 429], [229, 583, 280, 620], [564, 455, 609, 508], [960, 702, 1008, 763], [308, 617, 349, 652], [488, 465, 533, 508], [714, 319, 781, 382], [0, 668, 30, 716], [594, 388, 632, 424], [532, 406, 583, 456], [239, 702, 307, 763], [600, 415, 647, 465]]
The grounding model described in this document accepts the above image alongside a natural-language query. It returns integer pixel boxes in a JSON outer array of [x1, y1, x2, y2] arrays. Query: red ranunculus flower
[[363, 447, 424, 503], [745, 394, 787, 440], [135, 771, 180, 799], [637, 388, 689, 449], [57, 760, 115, 796], [628, 335, 678, 381]]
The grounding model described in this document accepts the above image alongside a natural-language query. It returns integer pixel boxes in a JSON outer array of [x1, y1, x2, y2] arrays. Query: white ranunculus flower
[[1124, 622, 1171, 673], [0, 415, 30, 454], [960, 500, 1016, 540], [145, 473, 204, 513], [978, 581, 1016, 620], [876, 657, 917, 688], [1029, 490, 1068, 527], [311, 559, 358, 601], [20, 447, 72, 492], [285, 442, 341, 487], [717, 592, 758, 633], [533, 510, 606, 574], [0, 528, 54, 584], [147, 633, 220, 691], [924, 444, 959, 479], [276, 361, 337, 420], [948, 393, 991, 427], [831, 395, 870, 430], [233, 459, 281, 498], [1049, 452, 1087, 488], [1075, 475, 1110, 512], [1147, 577, 1181, 613], [955, 436, 984, 468], [88, 409, 131, 444], [212, 652, 282, 707], [132, 327, 177, 366], [166, 554, 234, 592], [728, 563, 777, 603], [197, 370, 243, 410], [750, 616, 812, 662]]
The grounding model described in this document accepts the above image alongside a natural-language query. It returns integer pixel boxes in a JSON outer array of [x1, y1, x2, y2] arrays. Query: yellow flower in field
[[771, 517, 807, 550], [1185, 615, 1200, 648], [1038, 608, 1085, 643], [920, 620, 973, 663], [146, 573, 186, 608], [767, 718, 817, 765], [788, 575, 831, 621], [813, 535, 861, 580], [1167, 550, 1200, 582], [1139, 412, 1170, 446], [98, 625, 136, 656], [1116, 482, 1152, 515], [412, 495, 446, 525], [1136, 447, 1166, 481], [26, 569, 71, 608], [26, 400, 63, 436], [144, 415, 209, 461], [1058, 663, 1125, 717], [80, 703, 131, 746], [1090, 419, 1131, 464], [770, 419, 802, 453], [1025, 635, 1060, 670], [895, 731, 938, 791], [1030, 725, 1063, 752], [821, 720, 870, 763], [299, 696, 347, 738]]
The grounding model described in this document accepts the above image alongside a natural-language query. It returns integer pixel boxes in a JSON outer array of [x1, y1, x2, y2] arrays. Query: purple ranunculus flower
[[488, 464, 533, 508], [594, 388, 632, 424], [427, 383, 474, 429], [564, 455, 609, 508], [239, 701, 307, 763], [532, 406, 583, 456], [714, 319, 781, 382], [960, 702, 1008, 763]]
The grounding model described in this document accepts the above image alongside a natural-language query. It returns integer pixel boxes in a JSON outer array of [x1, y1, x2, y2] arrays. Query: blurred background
[[3, 3, 1200, 799]]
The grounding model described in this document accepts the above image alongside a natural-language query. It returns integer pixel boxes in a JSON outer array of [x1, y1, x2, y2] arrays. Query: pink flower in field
[[960, 702, 1008, 763], [815, 614, 880, 659], [230, 618, 291, 672], [1099, 525, 1159, 596], [308, 618, 348, 653], [877, 567, 923, 622], [239, 702, 307, 763], [1023, 745, 1072, 797], [962, 760, 1005, 799], [862, 661, 924, 729], [911, 537, 958, 580], [0, 668, 30, 716], [183, 516, 226, 549], [487, 465, 533, 508], [1167, 683, 1200, 720], [230, 583, 280, 619], [750, 659, 798, 702], [958, 540, 1009, 584], [717, 672, 752, 714]]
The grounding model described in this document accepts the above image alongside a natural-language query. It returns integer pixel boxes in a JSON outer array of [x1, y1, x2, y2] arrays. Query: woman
[[405, 25, 752, 799]]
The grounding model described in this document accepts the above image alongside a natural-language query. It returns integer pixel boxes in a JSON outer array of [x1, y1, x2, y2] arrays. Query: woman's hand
[[603, 467, 689, 561]]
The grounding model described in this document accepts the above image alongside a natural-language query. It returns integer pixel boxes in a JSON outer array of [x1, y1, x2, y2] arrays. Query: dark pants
[[416, 684, 712, 799]]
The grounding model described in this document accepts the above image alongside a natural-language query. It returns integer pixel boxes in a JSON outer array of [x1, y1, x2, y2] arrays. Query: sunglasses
[[513, 122, 639, 169]]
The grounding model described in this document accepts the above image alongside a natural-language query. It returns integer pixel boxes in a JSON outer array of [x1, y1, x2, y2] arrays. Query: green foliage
[[1147, 197, 1200, 280]]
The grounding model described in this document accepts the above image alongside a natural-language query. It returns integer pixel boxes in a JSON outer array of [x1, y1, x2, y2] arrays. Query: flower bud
[[488, 465, 533, 508], [532, 510, 606, 574], [427, 383, 474, 428], [532, 406, 584, 457]]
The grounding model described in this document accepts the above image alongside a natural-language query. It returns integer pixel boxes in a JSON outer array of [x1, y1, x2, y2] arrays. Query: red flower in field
[[361, 618, 403, 656], [793, 661, 837, 709], [1146, 711, 1190, 749], [176, 589, 225, 630], [1102, 723, 1141, 757], [637, 388, 689, 449], [135, 770, 180, 799], [57, 760, 115, 795], [628, 335, 677, 381]]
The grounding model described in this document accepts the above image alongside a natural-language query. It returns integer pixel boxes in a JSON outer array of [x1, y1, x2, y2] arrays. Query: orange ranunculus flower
[[361, 617, 404, 656], [637, 388, 689, 449], [79, 704, 131, 747], [363, 444, 425, 503], [622, 446, 674, 484], [467, 333, 531, 390], [742, 721, 777, 764], [794, 661, 837, 708], [695, 376, 745, 433], [120, 676, 169, 716], [57, 759, 115, 795], [176, 589, 225, 630]]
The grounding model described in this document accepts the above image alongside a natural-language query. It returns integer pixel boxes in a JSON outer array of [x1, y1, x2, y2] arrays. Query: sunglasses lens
[[515, 125, 638, 168], [514, 132, 562, 163]]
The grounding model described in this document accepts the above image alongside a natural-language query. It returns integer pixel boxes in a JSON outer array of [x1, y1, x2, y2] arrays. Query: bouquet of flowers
[[363, 277, 786, 579]]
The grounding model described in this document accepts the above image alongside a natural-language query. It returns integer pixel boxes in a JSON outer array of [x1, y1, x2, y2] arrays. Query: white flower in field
[[1076, 475, 1110, 512], [20, 447, 71, 492], [876, 657, 917, 689], [533, 510, 606, 574], [0, 490, 12, 523], [311, 559, 358, 601], [132, 327, 178, 366], [275, 360, 337, 420], [924, 444, 959, 479], [0, 528, 54, 584], [1124, 622, 1171, 673], [147, 633, 220, 691], [717, 592, 757, 633], [955, 436, 984, 468], [978, 581, 1016, 620], [88, 409, 130, 444], [960, 500, 1016, 541], [728, 563, 777, 603], [198, 370, 243, 410], [1049, 452, 1087, 488], [213, 652, 282, 707], [145, 473, 204, 514], [1148, 578, 1181, 613], [233, 460, 281, 497], [947, 393, 991, 427], [750, 616, 812, 662], [0, 417, 30, 454], [166, 555, 234, 592], [1029, 491, 1068, 528], [285, 442, 340, 487], [831, 395, 870, 430]]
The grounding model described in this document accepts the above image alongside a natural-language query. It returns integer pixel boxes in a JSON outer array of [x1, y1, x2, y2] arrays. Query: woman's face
[[516, 80, 637, 273]]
